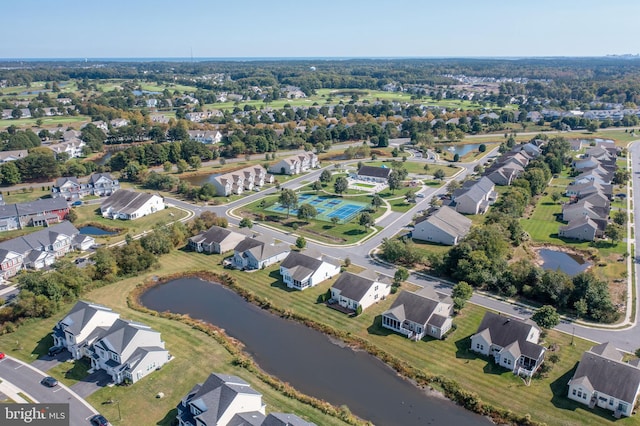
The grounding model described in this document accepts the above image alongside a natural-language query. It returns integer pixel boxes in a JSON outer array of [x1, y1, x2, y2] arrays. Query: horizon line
[[1, 54, 639, 62]]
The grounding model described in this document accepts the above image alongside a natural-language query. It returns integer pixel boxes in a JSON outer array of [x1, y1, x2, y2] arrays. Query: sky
[[3, 0, 639, 59]]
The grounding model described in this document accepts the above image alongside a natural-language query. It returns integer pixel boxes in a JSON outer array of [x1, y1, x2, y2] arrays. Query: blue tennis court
[[266, 194, 368, 223]]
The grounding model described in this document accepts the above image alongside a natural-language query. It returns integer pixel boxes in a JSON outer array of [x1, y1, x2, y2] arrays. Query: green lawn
[[0, 187, 51, 204], [0, 115, 89, 131], [72, 204, 189, 244], [364, 160, 461, 177]]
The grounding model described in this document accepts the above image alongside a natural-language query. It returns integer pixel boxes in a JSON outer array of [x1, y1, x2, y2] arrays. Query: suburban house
[[559, 216, 600, 241], [0, 149, 27, 164], [452, 177, 497, 215], [0, 221, 93, 279], [88, 173, 120, 196], [176, 372, 316, 426], [268, 152, 318, 175], [279, 249, 341, 290], [562, 200, 609, 223], [47, 138, 86, 159], [52, 300, 120, 360], [100, 190, 165, 220], [487, 162, 524, 186], [568, 342, 640, 418], [381, 286, 453, 340], [330, 270, 391, 312], [565, 182, 613, 200], [52, 177, 86, 201], [232, 236, 290, 270], [188, 130, 222, 144], [0, 197, 70, 231], [412, 206, 472, 245], [0, 249, 24, 281], [213, 170, 245, 196], [188, 225, 247, 254], [573, 166, 613, 186], [470, 311, 546, 377], [52, 173, 120, 200], [87, 318, 170, 384], [350, 165, 392, 183]]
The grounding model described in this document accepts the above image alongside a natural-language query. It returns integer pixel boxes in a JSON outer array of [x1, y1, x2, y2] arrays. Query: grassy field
[[0, 115, 89, 131], [72, 204, 189, 243], [0, 186, 51, 203], [363, 159, 461, 178]]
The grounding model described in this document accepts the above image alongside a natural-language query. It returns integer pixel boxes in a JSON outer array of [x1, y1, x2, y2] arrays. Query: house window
[[610, 399, 614, 406], [374, 294, 378, 300], [577, 390, 582, 398], [476, 343, 484, 351], [572, 389, 576, 396], [583, 394, 587, 400], [374, 285, 378, 291]]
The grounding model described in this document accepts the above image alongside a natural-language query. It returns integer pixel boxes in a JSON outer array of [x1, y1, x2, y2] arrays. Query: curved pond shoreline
[[131, 271, 542, 426]]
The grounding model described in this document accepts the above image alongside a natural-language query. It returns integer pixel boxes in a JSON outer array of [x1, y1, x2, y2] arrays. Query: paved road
[[0, 355, 98, 426]]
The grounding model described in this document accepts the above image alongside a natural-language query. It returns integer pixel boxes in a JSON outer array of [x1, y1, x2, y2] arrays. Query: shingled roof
[[569, 343, 640, 405]]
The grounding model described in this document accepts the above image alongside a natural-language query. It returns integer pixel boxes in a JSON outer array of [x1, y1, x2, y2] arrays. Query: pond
[[92, 151, 112, 166], [140, 277, 490, 426], [79, 226, 117, 236], [537, 248, 590, 276], [443, 143, 486, 156], [181, 173, 222, 186]]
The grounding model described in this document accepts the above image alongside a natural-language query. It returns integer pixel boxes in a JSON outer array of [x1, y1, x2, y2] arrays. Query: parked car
[[71, 200, 83, 206], [75, 258, 86, 264], [41, 376, 58, 387], [0, 352, 5, 360], [90, 414, 111, 426], [48, 346, 64, 356], [416, 193, 425, 198]]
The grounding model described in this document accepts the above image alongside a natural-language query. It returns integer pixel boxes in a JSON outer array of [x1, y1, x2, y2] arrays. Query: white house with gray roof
[[176, 373, 316, 426], [0, 149, 27, 164], [268, 152, 318, 175], [470, 311, 545, 377], [87, 318, 170, 384], [568, 342, 640, 417], [412, 206, 472, 245], [232, 236, 290, 270], [100, 189, 165, 220], [279, 249, 341, 290], [52, 300, 120, 360], [331, 270, 391, 312], [452, 177, 497, 215], [381, 287, 453, 340], [188, 225, 247, 254]]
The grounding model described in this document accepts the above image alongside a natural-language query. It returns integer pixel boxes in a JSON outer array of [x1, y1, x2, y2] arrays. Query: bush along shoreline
[[129, 271, 543, 426]]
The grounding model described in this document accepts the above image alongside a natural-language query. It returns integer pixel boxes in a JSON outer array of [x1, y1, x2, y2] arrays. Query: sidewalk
[[0, 378, 37, 403]]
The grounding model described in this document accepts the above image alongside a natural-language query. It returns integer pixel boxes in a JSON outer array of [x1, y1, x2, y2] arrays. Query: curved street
[[0, 355, 98, 426]]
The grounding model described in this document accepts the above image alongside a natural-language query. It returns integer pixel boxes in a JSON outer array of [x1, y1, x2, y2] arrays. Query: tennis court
[[266, 194, 368, 223]]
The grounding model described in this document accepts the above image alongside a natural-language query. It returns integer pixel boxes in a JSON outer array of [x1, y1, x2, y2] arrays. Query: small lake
[[537, 249, 590, 276], [79, 226, 117, 236], [93, 151, 112, 166], [181, 173, 221, 186], [140, 277, 490, 426], [132, 90, 161, 96], [443, 143, 486, 156]]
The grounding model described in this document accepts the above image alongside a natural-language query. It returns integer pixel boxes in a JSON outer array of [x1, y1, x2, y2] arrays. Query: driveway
[[71, 369, 113, 398], [31, 350, 72, 372]]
